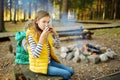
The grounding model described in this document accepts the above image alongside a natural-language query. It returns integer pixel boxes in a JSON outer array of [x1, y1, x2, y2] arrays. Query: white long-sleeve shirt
[[28, 35, 51, 63]]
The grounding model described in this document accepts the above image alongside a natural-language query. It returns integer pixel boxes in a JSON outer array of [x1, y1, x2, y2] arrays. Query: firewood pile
[[57, 27, 94, 40], [60, 43, 117, 64]]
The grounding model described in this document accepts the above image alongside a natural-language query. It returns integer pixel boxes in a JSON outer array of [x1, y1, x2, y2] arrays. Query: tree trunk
[[116, 0, 120, 19], [13, 0, 18, 24], [60, 0, 68, 22], [113, 0, 117, 20], [89, 3, 93, 20], [10, 0, 12, 21], [23, 0, 27, 21], [23, 8, 27, 21], [104, 0, 109, 19], [0, 0, 5, 32], [102, 3, 105, 20], [4, 0, 8, 21], [28, 0, 31, 19]]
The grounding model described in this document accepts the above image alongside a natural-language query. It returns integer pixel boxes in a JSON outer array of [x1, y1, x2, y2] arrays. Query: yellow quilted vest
[[26, 28, 60, 74]]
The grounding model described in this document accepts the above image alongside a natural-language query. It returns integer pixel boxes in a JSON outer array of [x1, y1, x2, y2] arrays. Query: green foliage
[[68, 0, 94, 9]]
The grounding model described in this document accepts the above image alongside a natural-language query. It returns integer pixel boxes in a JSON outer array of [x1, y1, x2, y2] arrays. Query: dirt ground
[[0, 27, 120, 80], [0, 30, 120, 80]]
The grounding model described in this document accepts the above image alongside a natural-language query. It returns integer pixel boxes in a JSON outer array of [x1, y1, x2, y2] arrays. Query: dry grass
[[5, 22, 25, 32]]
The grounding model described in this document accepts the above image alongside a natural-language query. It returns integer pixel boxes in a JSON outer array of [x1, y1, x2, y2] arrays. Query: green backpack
[[15, 31, 29, 64]]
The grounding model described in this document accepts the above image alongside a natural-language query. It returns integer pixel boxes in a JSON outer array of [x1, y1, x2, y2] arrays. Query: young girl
[[26, 10, 74, 80]]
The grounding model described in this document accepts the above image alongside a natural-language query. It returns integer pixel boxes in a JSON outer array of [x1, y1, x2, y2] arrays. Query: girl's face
[[36, 16, 50, 30]]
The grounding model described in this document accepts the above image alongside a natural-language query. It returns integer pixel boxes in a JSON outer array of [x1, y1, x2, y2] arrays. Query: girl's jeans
[[47, 60, 74, 80]]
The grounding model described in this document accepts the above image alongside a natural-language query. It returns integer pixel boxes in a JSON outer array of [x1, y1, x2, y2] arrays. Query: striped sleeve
[[53, 35, 61, 48], [28, 35, 43, 58]]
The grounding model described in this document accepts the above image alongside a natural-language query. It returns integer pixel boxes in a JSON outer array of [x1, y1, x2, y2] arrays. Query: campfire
[[54, 26, 118, 64], [60, 43, 117, 64]]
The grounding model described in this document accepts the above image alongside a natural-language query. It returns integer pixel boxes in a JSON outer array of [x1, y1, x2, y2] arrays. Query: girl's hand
[[48, 25, 58, 36], [39, 27, 50, 43]]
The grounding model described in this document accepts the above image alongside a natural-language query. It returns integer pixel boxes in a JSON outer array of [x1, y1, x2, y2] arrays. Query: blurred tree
[[13, 0, 18, 23], [67, 0, 94, 20], [0, 0, 5, 32], [2, 0, 120, 21], [37, 0, 49, 11], [89, 0, 94, 20], [103, 0, 119, 20], [22, 0, 28, 21], [33, 0, 38, 13], [60, 0, 68, 21], [112, 0, 120, 20], [9, 0, 12, 21], [116, 0, 120, 19], [4, 0, 9, 21], [28, 0, 32, 19]]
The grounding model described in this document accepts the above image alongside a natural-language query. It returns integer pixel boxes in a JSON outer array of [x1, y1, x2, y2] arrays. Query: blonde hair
[[24, 20, 34, 31], [34, 10, 50, 32], [34, 10, 50, 39], [35, 10, 50, 21]]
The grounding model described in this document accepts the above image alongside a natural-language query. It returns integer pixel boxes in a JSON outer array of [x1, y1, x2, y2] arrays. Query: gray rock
[[66, 52, 74, 61], [79, 54, 89, 63], [67, 46, 74, 52], [105, 48, 117, 58], [79, 54, 86, 61], [72, 57, 81, 63], [60, 52, 67, 58], [99, 54, 109, 62], [72, 48, 81, 63], [60, 47, 69, 53], [53, 35, 61, 49], [88, 55, 100, 64]]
